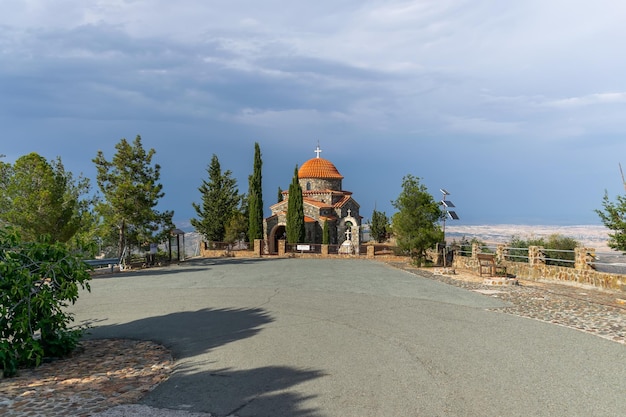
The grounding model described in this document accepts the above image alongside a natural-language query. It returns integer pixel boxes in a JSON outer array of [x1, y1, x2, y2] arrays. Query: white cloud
[[545, 92, 626, 109]]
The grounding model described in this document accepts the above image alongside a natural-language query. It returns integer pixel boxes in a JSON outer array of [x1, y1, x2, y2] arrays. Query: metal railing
[[541, 248, 576, 267], [286, 243, 322, 253], [285, 243, 368, 256], [204, 241, 252, 251], [473, 245, 625, 272], [588, 250, 626, 274]]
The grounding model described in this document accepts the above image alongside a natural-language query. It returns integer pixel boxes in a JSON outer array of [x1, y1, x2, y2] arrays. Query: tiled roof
[[298, 157, 344, 179], [302, 198, 332, 209], [333, 195, 352, 208], [302, 189, 352, 196]]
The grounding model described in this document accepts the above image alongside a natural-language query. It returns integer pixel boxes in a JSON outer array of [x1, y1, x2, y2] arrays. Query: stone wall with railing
[[200, 239, 407, 261], [452, 243, 625, 291]]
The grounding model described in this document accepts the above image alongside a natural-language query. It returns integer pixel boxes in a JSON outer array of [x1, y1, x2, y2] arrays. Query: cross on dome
[[314, 143, 322, 158]]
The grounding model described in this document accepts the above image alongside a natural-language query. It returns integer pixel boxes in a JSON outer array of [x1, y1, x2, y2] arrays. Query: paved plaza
[[60, 258, 626, 416]]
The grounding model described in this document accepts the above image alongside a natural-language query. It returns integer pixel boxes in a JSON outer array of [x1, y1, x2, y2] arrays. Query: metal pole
[[442, 191, 447, 268]]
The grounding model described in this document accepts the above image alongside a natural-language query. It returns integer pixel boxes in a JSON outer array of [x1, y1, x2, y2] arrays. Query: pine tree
[[596, 191, 626, 251], [191, 154, 240, 242], [225, 210, 248, 245], [286, 166, 305, 244], [93, 136, 174, 257], [370, 209, 389, 243], [247, 143, 264, 244], [391, 175, 442, 265]]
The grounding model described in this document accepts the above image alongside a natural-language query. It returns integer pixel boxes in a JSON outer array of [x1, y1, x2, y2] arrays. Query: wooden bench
[[477, 253, 507, 277]]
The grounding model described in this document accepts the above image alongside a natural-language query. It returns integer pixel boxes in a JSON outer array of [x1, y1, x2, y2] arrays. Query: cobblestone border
[[0, 339, 174, 417]]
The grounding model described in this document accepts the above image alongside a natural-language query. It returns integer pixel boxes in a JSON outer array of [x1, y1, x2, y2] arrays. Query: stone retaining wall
[[452, 243, 625, 291]]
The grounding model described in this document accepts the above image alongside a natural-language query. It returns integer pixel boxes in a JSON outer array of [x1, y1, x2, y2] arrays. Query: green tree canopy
[[93, 135, 174, 257], [391, 175, 442, 265], [0, 153, 92, 243], [248, 143, 264, 244], [225, 210, 249, 246], [370, 209, 389, 243], [286, 166, 305, 244], [191, 154, 241, 242], [596, 191, 626, 251]]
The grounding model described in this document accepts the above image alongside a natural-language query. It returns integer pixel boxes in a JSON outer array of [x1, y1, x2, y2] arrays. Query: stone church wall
[[300, 178, 342, 191]]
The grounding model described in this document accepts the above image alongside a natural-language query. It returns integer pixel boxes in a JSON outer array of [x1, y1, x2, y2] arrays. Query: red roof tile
[[298, 158, 344, 179]]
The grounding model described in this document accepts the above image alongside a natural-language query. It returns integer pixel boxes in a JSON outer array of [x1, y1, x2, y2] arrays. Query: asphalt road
[[71, 258, 626, 417]]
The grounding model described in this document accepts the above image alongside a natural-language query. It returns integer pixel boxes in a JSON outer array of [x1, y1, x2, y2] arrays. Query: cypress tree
[[248, 143, 264, 244], [286, 166, 305, 244], [322, 219, 330, 245]]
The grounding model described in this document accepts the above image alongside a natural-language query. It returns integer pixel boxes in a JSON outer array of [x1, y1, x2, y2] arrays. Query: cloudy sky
[[2, 0, 626, 228]]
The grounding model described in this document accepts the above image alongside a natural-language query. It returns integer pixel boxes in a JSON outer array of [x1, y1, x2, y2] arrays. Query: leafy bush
[[451, 237, 485, 257], [506, 234, 578, 266], [0, 227, 91, 377]]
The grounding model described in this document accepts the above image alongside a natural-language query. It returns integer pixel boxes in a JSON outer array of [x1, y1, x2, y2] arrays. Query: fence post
[[322, 244, 329, 257], [472, 243, 479, 259], [575, 247, 595, 270], [367, 245, 374, 259], [496, 244, 507, 263], [253, 239, 263, 257], [528, 246, 545, 267], [278, 240, 286, 256]]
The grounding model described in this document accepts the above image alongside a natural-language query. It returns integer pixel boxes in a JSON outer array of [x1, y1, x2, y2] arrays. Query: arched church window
[[306, 182, 311, 190]]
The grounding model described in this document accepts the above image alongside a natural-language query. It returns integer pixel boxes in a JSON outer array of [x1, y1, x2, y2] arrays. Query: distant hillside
[[446, 224, 611, 251]]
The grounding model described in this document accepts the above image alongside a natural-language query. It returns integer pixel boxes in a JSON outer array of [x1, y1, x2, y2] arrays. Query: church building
[[264, 146, 362, 254]]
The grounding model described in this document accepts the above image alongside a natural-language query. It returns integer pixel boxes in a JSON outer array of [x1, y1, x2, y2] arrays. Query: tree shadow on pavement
[[86, 307, 274, 359], [145, 364, 327, 417], [86, 308, 328, 416]]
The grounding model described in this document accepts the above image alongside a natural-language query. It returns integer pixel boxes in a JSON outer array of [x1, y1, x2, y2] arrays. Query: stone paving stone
[[0, 339, 173, 417]]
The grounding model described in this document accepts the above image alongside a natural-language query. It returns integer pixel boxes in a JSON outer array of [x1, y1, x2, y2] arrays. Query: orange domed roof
[[299, 157, 344, 179]]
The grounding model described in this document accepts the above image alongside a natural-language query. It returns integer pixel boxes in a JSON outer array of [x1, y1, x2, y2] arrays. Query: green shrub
[[452, 237, 485, 257], [506, 234, 578, 266], [0, 227, 91, 377]]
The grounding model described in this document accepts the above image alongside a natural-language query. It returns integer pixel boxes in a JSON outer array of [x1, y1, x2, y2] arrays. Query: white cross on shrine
[[347, 209, 351, 217], [314, 144, 322, 158]]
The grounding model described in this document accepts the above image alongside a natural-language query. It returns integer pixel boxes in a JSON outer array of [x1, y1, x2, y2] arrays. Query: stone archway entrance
[[269, 224, 286, 254]]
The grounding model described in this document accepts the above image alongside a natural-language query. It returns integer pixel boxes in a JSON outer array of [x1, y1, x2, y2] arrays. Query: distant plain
[[446, 224, 612, 251]]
